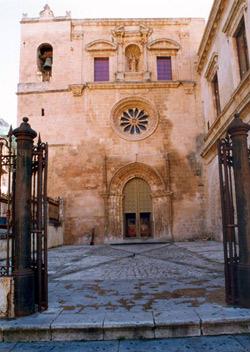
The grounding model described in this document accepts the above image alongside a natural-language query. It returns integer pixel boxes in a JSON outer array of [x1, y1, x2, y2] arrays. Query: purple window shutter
[[94, 58, 109, 81], [157, 57, 172, 80]]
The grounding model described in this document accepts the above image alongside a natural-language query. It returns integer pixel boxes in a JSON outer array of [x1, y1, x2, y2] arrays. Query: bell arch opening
[[37, 43, 53, 81]]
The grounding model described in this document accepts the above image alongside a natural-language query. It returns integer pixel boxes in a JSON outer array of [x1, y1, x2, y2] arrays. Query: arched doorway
[[123, 178, 152, 238]]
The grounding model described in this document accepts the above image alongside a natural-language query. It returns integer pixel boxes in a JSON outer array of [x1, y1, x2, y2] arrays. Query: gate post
[[13, 117, 37, 316], [228, 113, 250, 308]]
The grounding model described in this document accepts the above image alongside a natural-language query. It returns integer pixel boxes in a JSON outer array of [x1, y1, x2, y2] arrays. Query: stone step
[[1, 307, 250, 342]]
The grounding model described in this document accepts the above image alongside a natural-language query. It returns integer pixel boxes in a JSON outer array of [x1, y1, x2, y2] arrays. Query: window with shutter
[[157, 57, 172, 80], [94, 58, 109, 81], [235, 19, 249, 79]]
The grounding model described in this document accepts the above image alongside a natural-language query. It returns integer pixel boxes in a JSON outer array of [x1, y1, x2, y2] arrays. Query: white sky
[[0, 0, 214, 127]]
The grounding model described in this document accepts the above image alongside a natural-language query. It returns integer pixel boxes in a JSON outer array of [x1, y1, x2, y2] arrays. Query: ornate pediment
[[86, 40, 117, 52], [147, 38, 181, 52], [112, 25, 152, 44], [205, 53, 219, 81], [39, 4, 54, 19]]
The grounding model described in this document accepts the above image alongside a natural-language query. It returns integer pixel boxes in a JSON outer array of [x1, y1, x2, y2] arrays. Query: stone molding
[[110, 96, 159, 141], [17, 80, 196, 95], [147, 38, 181, 54], [85, 40, 117, 52], [86, 81, 182, 89], [197, 0, 226, 73], [21, 4, 71, 23], [222, 0, 247, 35]]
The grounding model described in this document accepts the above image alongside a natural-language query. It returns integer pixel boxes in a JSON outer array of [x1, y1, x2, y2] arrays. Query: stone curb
[[1, 314, 250, 342]]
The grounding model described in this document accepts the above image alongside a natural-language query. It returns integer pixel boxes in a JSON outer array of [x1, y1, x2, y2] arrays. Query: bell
[[43, 57, 52, 71]]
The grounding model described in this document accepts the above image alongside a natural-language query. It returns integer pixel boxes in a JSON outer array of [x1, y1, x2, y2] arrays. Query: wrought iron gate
[[31, 136, 48, 311], [0, 120, 48, 314], [218, 136, 239, 305], [0, 130, 16, 277]]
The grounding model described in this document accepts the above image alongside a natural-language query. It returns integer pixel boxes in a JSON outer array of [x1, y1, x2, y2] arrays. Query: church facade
[[17, 5, 206, 244]]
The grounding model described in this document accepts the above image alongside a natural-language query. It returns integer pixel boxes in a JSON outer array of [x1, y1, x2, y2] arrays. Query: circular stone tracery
[[120, 108, 149, 135], [111, 97, 158, 141]]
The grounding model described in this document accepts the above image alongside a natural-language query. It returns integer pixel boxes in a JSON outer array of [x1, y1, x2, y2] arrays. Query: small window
[[94, 58, 109, 82], [37, 43, 53, 82], [211, 72, 221, 116], [157, 57, 172, 80], [235, 19, 249, 79]]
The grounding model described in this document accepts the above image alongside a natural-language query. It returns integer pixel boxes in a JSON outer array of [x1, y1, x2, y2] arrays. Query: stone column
[[140, 30, 151, 81], [13, 117, 37, 316], [228, 113, 250, 308], [113, 29, 125, 81]]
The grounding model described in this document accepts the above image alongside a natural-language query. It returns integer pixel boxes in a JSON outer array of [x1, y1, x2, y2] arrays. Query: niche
[[37, 43, 53, 81]]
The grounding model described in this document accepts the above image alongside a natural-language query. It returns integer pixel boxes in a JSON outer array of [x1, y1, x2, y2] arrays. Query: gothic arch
[[109, 162, 165, 195]]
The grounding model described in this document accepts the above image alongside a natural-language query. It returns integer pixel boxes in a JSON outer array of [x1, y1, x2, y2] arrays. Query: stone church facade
[[17, 5, 206, 244]]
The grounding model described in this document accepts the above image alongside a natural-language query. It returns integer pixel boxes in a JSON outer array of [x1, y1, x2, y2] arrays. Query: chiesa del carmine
[[17, 5, 206, 244]]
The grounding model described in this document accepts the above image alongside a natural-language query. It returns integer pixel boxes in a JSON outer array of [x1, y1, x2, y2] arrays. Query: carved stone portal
[[106, 162, 172, 241]]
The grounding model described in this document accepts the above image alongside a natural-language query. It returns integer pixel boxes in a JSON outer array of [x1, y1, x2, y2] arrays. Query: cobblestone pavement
[[47, 241, 225, 314], [1, 334, 250, 351]]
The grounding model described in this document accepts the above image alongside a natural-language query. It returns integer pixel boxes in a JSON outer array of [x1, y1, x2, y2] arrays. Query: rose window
[[120, 108, 149, 135]]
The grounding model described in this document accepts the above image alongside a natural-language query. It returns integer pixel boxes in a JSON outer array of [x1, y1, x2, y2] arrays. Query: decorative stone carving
[[69, 84, 85, 97], [182, 82, 196, 95], [205, 53, 219, 81], [71, 25, 84, 40], [39, 4, 54, 19], [107, 162, 172, 240], [222, 0, 247, 35], [125, 44, 141, 72], [111, 97, 158, 141], [112, 26, 125, 45]]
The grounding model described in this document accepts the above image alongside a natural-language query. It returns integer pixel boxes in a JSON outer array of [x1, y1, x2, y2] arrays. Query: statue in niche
[[125, 44, 141, 72]]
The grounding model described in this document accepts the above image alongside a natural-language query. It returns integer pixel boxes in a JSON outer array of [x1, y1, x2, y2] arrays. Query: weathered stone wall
[[18, 9, 206, 244], [0, 277, 14, 318]]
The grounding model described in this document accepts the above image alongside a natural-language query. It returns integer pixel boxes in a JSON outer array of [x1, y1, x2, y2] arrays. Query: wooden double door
[[123, 178, 152, 238]]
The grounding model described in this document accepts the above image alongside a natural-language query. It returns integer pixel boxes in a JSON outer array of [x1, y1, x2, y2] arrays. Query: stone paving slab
[[154, 308, 201, 338], [1, 241, 250, 342]]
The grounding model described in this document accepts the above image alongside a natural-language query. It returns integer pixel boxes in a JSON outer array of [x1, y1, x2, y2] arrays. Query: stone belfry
[[18, 5, 205, 244]]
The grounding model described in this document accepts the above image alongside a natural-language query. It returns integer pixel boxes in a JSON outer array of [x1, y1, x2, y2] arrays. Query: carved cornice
[[86, 81, 182, 90], [147, 38, 181, 52], [197, 0, 226, 73], [205, 52, 219, 81], [69, 84, 85, 96], [222, 0, 247, 35]]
